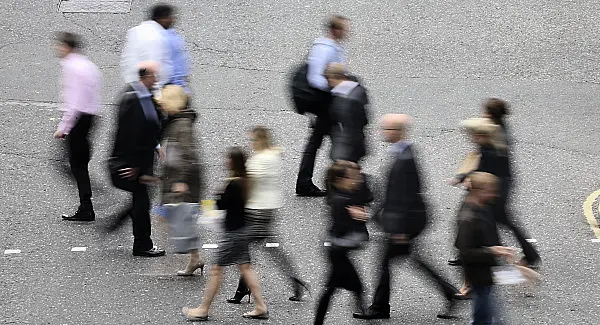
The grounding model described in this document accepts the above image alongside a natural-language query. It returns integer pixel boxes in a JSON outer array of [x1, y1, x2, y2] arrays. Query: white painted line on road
[[591, 239, 600, 243], [324, 242, 331, 247], [525, 238, 537, 243], [265, 243, 279, 248], [71, 247, 87, 252], [4, 249, 21, 255], [202, 244, 218, 249]]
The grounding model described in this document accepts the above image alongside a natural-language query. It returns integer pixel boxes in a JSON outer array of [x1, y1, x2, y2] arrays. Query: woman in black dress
[[314, 161, 373, 325], [182, 147, 268, 321]]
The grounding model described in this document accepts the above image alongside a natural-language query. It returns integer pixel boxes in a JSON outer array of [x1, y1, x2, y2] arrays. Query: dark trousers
[[109, 180, 154, 252], [234, 238, 299, 293], [472, 285, 494, 325], [314, 246, 365, 325], [371, 240, 458, 313], [296, 113, 331, 189], [495, 178, 540, 264], [67, 114, 94, 205]]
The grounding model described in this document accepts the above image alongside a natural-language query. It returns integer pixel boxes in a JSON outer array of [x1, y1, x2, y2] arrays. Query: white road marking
[[591, 239, 600, 243], [265, 243, 279, 248], [525, 238, 537, 243], [4, 249, 21, 255], [71, 247, 87, 252], [324, 242, 331, 247], [202, 244, 218, 249]]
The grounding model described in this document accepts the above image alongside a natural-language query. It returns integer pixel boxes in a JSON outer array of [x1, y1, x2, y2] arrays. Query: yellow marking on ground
[[583, 190, 600, 239]]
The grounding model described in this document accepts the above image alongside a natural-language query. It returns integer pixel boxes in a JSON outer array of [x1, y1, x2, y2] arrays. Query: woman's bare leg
[[185, 265, 224, 316], [239, 263, 268, 314]]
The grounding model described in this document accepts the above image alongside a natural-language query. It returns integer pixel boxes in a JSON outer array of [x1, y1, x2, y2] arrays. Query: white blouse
[[246, 149, 283, 210]]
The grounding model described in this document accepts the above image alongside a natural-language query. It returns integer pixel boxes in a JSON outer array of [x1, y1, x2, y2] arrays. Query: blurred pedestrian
[[354, 114, 459, 321], [451, 115, 539, 269], [182, 147, 269, 321], [120, 3, 174, 88], [314, 161, 372, 325], [324, 63, 369, 163], [155, 85, 204, 275], [226, 126, 308, 304], [54, 32, 102, 222], [165, 24, 191, 92], [294, 15, 350, 197], [107, 61, 165, 257], [455, 171, 514, 325], [481, 98, 540, 268]]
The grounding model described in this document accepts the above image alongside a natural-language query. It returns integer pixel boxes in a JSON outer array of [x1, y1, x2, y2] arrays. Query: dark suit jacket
[[109, 84, 162, 190], [378, 144, 427, 237], [329, 84, 369, 163]]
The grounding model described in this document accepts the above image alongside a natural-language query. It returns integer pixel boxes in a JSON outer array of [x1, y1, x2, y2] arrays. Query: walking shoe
[[62, 204, 95, 221]]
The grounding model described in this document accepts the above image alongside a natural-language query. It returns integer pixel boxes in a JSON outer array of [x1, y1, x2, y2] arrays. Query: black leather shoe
[[227, 290, 251, 304], [448, 258, 462, 266], [62, 205, 95, 221], [352, 307, 390, 320], [133, 246, 166, 257], [296, 185, 327, 197]]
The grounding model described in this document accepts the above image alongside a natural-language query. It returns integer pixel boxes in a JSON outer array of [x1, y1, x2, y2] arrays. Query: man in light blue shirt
[[165, 28, 191, 91], [296, 15, 350, 197]]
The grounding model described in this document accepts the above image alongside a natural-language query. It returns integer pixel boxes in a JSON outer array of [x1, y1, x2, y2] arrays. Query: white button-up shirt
[[120, 20, 173, 87]]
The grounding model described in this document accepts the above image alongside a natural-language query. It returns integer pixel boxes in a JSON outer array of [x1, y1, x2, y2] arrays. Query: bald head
[[381, 114, 412, 143], [137, 60, 159, 89]]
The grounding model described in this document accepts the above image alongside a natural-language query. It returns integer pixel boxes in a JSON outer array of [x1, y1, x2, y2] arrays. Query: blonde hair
[[461, 117, 506, 152], [251, 126, 272, 151]]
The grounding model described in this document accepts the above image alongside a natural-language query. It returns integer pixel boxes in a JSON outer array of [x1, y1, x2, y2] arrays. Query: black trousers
[[111, 183, 154, 252], [296, 113, 331, 189], [314, 246, 365, 325], [371, 239, 458, 313], [67, 114, 95, 205], [495, 178, 540, 264]]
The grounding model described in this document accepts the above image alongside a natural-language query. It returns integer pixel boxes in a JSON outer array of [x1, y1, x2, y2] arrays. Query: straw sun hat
[[155, 85, 188, 115]]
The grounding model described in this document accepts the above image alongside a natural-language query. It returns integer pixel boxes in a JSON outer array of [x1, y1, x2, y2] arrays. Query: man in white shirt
[[120, 4, 175, 88]]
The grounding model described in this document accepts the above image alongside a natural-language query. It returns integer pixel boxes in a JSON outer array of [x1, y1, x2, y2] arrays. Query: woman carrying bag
[[226, 126, 309, 304], [182, 147, 269, 321], [314, 160, 373, 325], [155, 85, 204, 276]]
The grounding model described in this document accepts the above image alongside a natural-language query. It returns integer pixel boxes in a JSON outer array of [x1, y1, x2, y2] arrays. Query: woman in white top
[[226, 126, 309, 304]]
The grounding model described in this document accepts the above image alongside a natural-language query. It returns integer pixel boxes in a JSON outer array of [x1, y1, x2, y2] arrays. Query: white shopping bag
[[492, 265, 527, 285]]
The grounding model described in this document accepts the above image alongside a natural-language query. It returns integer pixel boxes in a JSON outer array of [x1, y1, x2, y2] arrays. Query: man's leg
[[471, 285, 493, 325], [69, 116, 94, 207], [296, 113, 331, 194], [131, 183, 155, 253], [63, 115, 94, 220]]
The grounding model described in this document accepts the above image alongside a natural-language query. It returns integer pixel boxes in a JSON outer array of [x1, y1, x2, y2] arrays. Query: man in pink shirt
[[54, 32, 102, 221]]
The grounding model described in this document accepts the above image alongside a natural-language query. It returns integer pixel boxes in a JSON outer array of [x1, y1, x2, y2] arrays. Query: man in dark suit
[[324, 63, 368, 163], [353, 114, 459, 320], [108, 61, 165, 257]]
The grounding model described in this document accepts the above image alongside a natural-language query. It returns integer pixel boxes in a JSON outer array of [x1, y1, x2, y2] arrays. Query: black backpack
[[289, 63, 319, 115]]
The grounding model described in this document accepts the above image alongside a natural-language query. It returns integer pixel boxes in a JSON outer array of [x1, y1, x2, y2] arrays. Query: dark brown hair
[[227, 147, 249, 202], [484, 98, 509, 125], [56, 32, 81, 50]]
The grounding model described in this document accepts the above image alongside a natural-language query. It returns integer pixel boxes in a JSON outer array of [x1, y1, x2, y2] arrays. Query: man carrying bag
[[289, 15, 350, 197]]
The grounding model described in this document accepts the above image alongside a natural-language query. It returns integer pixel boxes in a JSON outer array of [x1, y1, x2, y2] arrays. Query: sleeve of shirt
[[57, 65, 80, 134], [120, 29, 138, 84], [156, 36, 173, 87], [306, 43, 332, 91]]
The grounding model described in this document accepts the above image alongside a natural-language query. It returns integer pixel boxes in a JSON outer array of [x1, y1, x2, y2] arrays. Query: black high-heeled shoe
[[226, 290, 251, 304], [289, 278, 310, 301]]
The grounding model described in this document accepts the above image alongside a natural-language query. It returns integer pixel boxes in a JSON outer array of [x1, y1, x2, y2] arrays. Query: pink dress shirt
[[58, 53, 102, 134]]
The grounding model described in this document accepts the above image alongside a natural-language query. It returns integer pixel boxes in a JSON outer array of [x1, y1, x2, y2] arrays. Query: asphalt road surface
[[1, 1, 600, 324]]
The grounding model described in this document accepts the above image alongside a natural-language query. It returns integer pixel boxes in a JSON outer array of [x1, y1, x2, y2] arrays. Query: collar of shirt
[[331, 81, 359, 96], [389, 140, 410, 155], [130, 81, 158, 123]]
